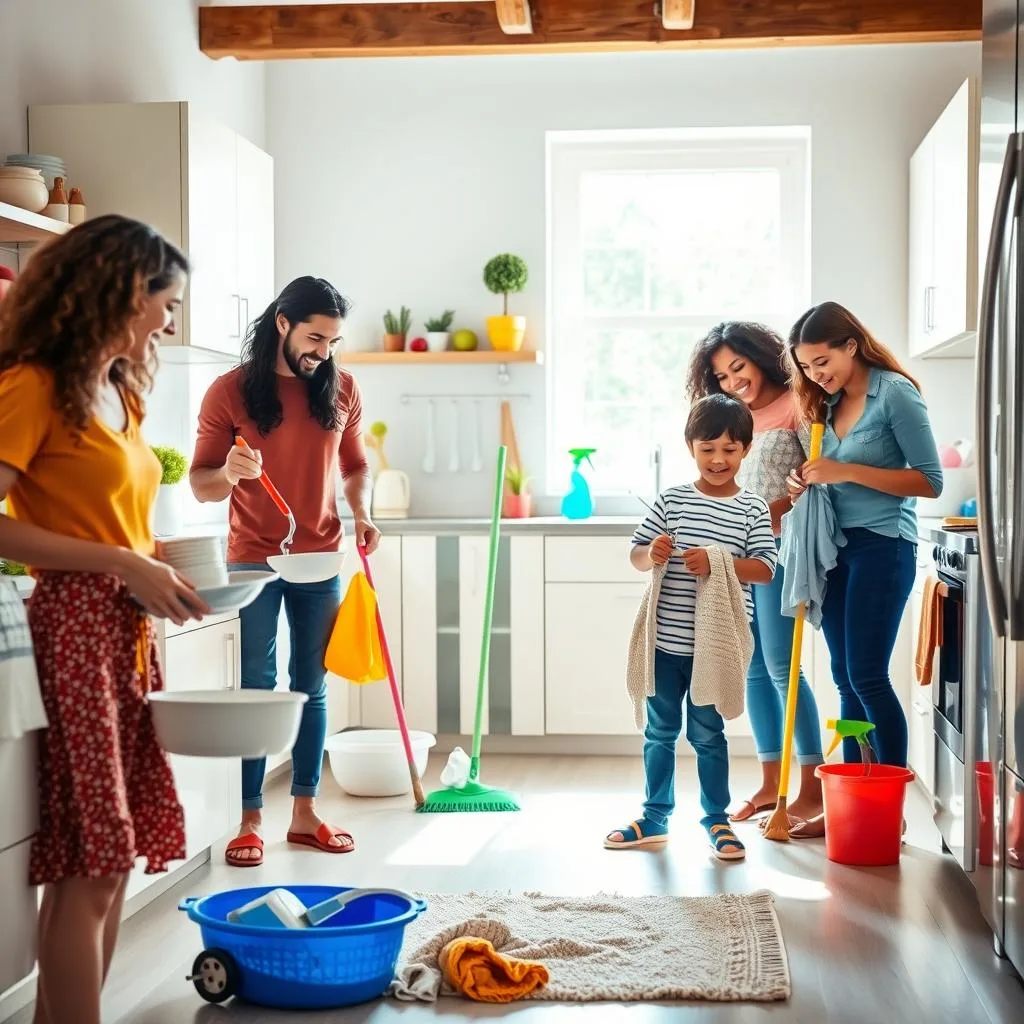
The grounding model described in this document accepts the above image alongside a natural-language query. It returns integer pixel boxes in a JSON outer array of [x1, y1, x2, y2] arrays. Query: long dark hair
[[787, 301, 920, 424], [685, 321, 790, 402], [0, 214, 188, 430], [241, 276, 351, 436]]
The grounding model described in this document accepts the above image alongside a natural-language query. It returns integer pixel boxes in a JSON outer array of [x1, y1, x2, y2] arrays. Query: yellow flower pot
[[486, 315, 526, 352]]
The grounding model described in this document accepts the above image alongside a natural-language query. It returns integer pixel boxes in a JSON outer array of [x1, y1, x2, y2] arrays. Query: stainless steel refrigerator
[[977, 0, 1024, 973]]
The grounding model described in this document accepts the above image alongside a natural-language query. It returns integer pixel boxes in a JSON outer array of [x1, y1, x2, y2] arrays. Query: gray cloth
[[625, 561, 667, 731], [778, 485, 846, 630]]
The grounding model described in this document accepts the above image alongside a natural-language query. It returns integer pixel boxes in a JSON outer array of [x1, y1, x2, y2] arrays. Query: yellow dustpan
[[762, 421, 825, 843]]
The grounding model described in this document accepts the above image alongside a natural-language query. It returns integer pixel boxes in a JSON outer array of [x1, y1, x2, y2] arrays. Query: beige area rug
[[389, 888, 789, 1003]]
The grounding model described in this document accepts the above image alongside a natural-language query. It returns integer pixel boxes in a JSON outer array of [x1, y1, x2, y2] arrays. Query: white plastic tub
[[325, 729, 436, 797]]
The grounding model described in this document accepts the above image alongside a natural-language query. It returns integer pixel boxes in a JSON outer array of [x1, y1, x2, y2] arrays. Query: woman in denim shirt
[[786, 302, 942, 780]]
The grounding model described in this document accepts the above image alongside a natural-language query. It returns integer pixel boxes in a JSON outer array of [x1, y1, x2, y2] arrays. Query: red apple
[[409, 336, 428, 352]]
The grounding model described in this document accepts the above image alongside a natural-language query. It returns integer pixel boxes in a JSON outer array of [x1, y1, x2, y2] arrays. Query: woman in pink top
[[687, 322, 824, 830]]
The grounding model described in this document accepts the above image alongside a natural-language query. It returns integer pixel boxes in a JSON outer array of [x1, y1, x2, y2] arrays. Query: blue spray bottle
[[561, 448, 597, 520]]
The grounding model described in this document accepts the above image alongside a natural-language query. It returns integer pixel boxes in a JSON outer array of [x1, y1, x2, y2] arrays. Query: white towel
[[0, 579, 47, 740], [625, 561, 667, 731], [690, 547, 753, 721]]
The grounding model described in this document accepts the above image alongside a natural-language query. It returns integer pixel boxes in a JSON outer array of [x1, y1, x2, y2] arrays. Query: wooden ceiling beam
[[198, 1, 981, 61], [496, 0, 532, 36]]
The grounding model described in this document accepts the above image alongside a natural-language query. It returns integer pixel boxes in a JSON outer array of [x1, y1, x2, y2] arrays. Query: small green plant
[[505, 465, 529, 496], [424, 310, 455, 333], [1, 559, 27, 577], [383, 307, 412, 336], [151, 445, 188, 486], [483, 254, 529, 315]]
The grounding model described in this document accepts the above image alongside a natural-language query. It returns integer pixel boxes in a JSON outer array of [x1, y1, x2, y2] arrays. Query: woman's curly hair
[[685, 321, 791, 402], [0, 214, 189, 431]]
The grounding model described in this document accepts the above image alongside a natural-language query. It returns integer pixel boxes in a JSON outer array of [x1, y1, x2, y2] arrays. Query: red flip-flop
[[225, 832, 264, 867], [286, 822, 355, 854]]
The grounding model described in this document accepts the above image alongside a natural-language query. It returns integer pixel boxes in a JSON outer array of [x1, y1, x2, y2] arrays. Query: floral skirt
[[28, 572, 186, 884]]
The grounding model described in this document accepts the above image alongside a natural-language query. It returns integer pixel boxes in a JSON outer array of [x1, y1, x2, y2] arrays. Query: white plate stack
[[4, 153, 67, 190], [159, 536, 229, 589]]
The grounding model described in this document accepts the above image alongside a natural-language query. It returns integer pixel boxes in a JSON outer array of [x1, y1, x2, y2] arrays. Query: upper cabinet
[[908, 78, 981, 359], [27, 102, 274, 362]]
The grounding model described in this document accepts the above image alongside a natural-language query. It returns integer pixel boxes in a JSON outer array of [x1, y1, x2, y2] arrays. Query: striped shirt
[[633, 483, 777, 656]]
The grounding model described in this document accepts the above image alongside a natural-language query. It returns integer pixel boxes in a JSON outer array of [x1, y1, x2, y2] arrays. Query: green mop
[[418, 444, 520, 813]]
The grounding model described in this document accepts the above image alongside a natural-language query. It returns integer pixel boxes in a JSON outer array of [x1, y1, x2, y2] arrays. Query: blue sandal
[[604, 819, 669, 850], [708, 823, 746, 861]]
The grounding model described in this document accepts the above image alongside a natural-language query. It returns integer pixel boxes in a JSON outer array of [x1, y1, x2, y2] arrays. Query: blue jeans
[[643, 650, 731, 830], [231, 563, 341, 810], [819, 529, 915, 766], [747, 547, 823, 765]]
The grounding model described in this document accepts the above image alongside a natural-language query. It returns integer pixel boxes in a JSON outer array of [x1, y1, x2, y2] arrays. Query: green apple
[[451, 329, 478, 352]]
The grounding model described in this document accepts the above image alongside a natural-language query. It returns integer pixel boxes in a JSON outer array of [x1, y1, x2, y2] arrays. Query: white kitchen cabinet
[[908, 78, 981, 359], [0, 840, 36, 998], [28, 102, 275, 361]]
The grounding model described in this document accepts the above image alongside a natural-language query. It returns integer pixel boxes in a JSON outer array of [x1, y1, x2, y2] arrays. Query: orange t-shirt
[[191, 366, 367, 564], [0, 363, 160, 562]]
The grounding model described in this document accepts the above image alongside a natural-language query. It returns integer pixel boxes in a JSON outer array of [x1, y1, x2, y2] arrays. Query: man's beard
[[283, 330, 330, 381]]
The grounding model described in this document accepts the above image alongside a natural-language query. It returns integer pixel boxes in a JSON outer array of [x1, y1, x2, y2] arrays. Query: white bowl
[[148, 690, 307, 758], [267, 549, 347, 584], [196, 570, 277, 614], [325, 729, 436, 797], [0, 176, 47, 213]]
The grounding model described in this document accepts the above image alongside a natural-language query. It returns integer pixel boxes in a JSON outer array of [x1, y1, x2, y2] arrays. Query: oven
[[932, 531, 990, 876]]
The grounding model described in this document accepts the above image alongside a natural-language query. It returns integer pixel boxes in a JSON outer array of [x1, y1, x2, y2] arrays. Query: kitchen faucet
[[652, 443, 662, 496]]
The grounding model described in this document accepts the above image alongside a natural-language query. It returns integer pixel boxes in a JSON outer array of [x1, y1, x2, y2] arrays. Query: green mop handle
[[470, 444, 507, 781]]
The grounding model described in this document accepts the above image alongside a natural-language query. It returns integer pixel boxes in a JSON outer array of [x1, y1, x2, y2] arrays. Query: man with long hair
[[191, 276, 380, 866]]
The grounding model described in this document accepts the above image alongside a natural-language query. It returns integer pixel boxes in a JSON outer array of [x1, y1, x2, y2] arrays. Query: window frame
[[545, 127, 811, 497]]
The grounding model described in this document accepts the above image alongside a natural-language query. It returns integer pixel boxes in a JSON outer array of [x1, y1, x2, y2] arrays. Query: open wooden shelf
[[338, 349, 544, 366], [0, 201, 71, 246]]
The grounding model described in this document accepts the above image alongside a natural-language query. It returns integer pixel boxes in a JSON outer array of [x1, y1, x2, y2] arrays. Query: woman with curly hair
[[686, 322, 824, 829], [0, 214, 208, 1024]]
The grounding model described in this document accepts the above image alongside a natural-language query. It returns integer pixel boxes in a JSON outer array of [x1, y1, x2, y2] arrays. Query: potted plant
[[151, 444, 188, 537], [503, 464, 532, 519], [483, 253, 528, 352], [423, 310, 456, 353], [383, 307, 412, 352]]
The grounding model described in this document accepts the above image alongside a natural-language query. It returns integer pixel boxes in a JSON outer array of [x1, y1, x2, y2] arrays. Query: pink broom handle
[[357, 543, 425, 808]]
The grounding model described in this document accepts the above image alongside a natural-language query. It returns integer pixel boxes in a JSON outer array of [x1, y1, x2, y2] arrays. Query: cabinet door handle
[[229, 294, 241, 339], [241, 296, 250, 339], [224, 633, 236, 690]]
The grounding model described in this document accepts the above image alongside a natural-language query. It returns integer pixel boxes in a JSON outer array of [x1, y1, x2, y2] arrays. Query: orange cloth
[[439, 936, 549, 1003], [191, 366, 367, 565], [915, 576, 945, 685], [0, 364, 160, 566]]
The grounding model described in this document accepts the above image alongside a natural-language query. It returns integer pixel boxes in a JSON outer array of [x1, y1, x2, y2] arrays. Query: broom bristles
[[761, 797, 793, 842]]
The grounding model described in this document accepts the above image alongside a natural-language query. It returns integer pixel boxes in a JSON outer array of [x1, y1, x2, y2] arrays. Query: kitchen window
[[546, 128, 810, 497]]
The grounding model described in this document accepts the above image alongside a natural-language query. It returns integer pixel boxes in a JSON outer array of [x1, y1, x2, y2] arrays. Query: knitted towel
[[625, 561, 667, 731], [690, 547, 753, 721]]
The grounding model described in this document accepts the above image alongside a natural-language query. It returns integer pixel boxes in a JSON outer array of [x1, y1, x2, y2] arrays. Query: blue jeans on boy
[[230, 563, 341, 810], [819, 528, 915, 766], [644, 649, 731, 830], [747, 545, 824, 766]]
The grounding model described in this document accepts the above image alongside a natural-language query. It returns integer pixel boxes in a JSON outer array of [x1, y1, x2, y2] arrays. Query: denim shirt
[[821, 368, 943, 543]]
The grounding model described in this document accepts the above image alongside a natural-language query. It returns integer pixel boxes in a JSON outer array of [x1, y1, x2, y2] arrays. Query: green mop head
[[419, 755, 520, 813], [419, 444, 521, 814]]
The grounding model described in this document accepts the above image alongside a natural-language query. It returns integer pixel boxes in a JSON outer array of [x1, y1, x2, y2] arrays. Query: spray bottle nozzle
[[825, 718, 875, 758], [568, 447, 597, 470]]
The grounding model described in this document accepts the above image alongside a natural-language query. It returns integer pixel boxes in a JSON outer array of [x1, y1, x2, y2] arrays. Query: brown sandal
[[729, 800, 774, 822]]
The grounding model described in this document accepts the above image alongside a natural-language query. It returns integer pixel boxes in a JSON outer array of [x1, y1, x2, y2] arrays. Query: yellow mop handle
[[777, 422, 825, 801]]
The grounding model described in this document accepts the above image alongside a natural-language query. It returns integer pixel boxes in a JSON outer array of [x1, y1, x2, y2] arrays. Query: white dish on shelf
[[148, 690, 307, 758], [0, 174, 47, 213], [267, 549, 347, 584]]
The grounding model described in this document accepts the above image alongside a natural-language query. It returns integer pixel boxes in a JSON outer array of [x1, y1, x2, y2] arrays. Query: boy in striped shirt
[[606, 394, 777, 860]]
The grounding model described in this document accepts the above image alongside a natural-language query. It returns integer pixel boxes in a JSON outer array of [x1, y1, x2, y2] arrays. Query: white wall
[[0, 0, 265, 149], [268, 42, 981, 517]]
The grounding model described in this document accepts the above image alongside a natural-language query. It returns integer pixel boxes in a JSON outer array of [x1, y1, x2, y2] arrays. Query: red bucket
[[815, 763, 915, 866]]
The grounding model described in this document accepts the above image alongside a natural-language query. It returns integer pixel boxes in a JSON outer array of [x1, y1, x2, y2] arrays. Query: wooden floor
[[10, 755, 1024, 1023]]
